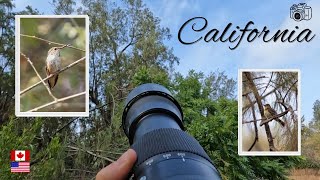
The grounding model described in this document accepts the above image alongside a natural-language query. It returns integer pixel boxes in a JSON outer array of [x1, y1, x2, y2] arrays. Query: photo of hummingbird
[[45, 45, 68, 89]]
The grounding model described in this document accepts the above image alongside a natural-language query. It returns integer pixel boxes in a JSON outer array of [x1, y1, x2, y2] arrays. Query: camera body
[[290, 3, 312, 21]]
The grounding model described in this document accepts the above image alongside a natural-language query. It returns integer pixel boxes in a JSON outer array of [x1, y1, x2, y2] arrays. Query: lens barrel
[[122, 83, 221, 180]]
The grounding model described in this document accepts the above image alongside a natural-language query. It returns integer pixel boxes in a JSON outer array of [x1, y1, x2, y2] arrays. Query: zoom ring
[[131, 128, 213, 167]]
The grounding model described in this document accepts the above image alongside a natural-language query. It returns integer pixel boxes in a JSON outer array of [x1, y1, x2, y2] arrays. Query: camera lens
[[294, 12, 301, 21], [122, 83, 221, 180]]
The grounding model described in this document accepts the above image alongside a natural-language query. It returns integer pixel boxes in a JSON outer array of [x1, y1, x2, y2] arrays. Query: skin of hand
[[96, 149, 137, 180]]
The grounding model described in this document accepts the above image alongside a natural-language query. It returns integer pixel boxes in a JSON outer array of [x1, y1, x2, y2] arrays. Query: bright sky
[[14, 0, 319, 123]]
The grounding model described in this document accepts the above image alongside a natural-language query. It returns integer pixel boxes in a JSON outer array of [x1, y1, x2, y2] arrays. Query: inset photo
[[238, 69, 300, 156], [15, 15, 89, 117]]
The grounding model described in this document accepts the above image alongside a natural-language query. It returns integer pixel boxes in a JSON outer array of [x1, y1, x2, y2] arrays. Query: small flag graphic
[[10, 150, 30, 161], [10, 162, 30, 173]]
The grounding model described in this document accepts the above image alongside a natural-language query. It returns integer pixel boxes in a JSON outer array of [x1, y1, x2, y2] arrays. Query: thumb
[[96, 149, 137, 180]]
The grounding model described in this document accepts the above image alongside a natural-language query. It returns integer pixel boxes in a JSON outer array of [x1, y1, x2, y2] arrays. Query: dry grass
[[289, 168, 320, 180]]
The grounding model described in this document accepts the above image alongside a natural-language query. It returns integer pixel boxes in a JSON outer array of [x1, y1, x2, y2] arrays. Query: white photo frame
[[238, 69, 301, 156], [15, 15, 89, 117]]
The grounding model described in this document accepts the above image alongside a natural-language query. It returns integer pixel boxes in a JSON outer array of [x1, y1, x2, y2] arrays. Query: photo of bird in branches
[[16, 16, 89, 116], [240, 70, 299, 155]]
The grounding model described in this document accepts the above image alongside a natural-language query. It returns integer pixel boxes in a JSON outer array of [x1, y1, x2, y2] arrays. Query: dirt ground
[[289, 168, 320, 180]]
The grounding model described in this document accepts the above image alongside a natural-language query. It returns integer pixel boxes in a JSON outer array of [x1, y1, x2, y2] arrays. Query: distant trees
[[0, 0, 15, 125], [301, 100, 320, 168]]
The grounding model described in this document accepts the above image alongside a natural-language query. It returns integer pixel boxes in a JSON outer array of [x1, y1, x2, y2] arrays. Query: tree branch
[[243, 109, 290, 124], [20, 34, 85, 52], [67, 145, 115, 163], [283, 79, 298, 100], [261, 72, 273, 96], [21, 53, 57, 100], [27, 91, 85, 112], [20, 56, 85, 95], [247, 96, 258, 151], [244, 72, 276, 151]]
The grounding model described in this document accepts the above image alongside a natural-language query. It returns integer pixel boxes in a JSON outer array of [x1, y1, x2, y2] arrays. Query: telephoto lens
[[122, 83, 221, 180]]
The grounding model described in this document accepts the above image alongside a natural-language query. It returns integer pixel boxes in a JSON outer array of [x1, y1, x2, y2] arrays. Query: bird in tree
[[260, 104, 285, 127]]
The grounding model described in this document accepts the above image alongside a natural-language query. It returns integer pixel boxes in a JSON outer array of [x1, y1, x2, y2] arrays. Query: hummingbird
[[45, 45, 68, 89]]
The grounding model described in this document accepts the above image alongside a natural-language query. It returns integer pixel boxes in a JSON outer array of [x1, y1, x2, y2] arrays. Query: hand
[[96, 149, 137, 180]]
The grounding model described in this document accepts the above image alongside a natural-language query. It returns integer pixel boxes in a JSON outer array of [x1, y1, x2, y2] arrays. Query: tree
[[311, 100, 320, 129], [49, 0, 179, 178], [301, 100, 320, 168], [0, 0, 15, 125]]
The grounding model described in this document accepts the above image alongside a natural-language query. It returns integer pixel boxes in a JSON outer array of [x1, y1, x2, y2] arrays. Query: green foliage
[[0, 0, 15, 125], [311, 100, 320, 129], [174, 70, 235, 124], [0, 117, 65, 179], [300, 100, 320, 169], [31, 137, 66, 179], [132, 66, 170, 87], [187, 98, 245, 179]]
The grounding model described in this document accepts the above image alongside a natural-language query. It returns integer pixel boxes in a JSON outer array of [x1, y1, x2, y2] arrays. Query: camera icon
[[290, 3, 312, 21]]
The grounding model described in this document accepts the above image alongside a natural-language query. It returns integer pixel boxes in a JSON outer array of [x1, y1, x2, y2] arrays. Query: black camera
[[290, 3, 312, 21], [122, 83, 221, 180]]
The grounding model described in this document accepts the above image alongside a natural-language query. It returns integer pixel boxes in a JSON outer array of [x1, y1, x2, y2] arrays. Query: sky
[[14, 0, 319, 122]]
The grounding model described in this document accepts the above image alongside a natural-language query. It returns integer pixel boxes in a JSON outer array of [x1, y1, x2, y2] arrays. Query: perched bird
[[260, 104, 285, 127], [45, 46, 63, 89]]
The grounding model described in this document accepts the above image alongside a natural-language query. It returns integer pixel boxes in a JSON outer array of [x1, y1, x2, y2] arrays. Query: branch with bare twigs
[[67, 145, 115, 163], [27, 91, 86, 112], [20, 56, 85, 95], [21, 53, 58, 100], [244, 72, 277, 151], [243, 109, 290, 124], [20, 34, 85, 52], [247, 97, 259, 151], [19, 34, 86, 112]]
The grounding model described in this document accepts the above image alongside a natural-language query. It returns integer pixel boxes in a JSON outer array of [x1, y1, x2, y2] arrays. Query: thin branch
[[243, 118, 263, 124], [242, 86, 266, 97], [20, 34, 85, 52], [242, 82, 286, 113], [27, 91, 86, 112], [21, 53, 57, 100], [261, 72, 273, 96], [283, 79, 298, 100], [49, 99, 124, 141], [65, 169, 95, 174], [67, 145, 115, 163], [243, 109, 290, 124], [248, 97, 258, 151], [242, 75, 267, 82], [20, 56, 86, 95], [109, 92, 115, 121]]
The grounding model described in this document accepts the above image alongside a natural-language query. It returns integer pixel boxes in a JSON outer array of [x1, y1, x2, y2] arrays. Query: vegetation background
[[19, 17, 86, 112], [0, 0, 319, 179]]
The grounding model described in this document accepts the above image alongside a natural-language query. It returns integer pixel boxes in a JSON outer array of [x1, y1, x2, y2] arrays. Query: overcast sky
[[14, 0, 319, 122]]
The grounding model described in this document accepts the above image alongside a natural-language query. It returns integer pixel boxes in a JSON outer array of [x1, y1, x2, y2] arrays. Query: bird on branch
[[260, 104, 285, 127]]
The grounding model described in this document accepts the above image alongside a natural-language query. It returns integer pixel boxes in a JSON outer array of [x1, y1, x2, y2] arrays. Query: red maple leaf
[[17, 152, 24, 159]]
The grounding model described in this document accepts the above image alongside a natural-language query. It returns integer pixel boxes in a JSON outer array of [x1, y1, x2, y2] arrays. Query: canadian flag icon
[[10, 150, 30, 161]]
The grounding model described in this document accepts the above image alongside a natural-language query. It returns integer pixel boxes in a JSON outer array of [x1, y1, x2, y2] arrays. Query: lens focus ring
[[131, 128, 213, 168]]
